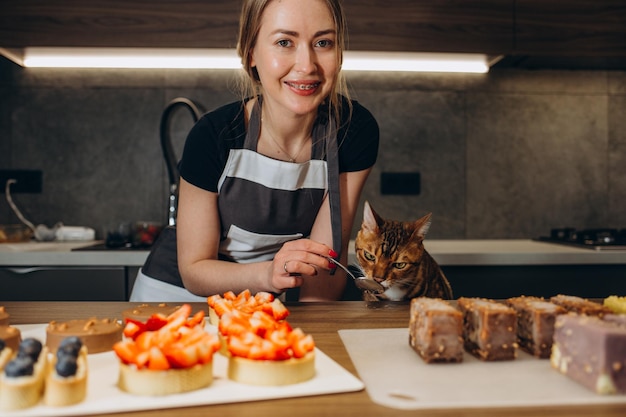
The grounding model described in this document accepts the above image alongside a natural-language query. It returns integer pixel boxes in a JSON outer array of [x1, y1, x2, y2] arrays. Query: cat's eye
[[393, 262, 407, 270], [363, 251, 375, 262]]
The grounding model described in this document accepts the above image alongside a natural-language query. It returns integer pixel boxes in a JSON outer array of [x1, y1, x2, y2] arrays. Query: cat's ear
[[413, 212, 432, 238], [362, 200, 380, 233]]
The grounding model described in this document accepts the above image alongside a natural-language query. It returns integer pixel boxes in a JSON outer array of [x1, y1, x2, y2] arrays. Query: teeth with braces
[[289, 83, 318, 90]]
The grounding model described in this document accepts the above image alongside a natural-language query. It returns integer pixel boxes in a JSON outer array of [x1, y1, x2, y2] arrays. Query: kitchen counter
[[1, 239, 625, 267], [3, 300, 625, 417], [0, 241, 149, 266], [2, 240, 624, 301]]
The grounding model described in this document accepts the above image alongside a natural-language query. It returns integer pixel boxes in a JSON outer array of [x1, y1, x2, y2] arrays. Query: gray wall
[[1, 56, 625, 240]]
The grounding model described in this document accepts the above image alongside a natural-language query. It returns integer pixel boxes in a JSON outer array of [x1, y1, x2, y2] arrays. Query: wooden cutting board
[[339, 328, 626, 410], [2, 324, 364, 417]]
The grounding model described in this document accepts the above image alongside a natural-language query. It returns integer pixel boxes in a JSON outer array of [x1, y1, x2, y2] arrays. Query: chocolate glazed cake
[[506, 296, 566, 358], [408, 298, 464, 363], [551, 314, 626, 394], [457, 297, 518, 361], [549, 294, 612, 317]]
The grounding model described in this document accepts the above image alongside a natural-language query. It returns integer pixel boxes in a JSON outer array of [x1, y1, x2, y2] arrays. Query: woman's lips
[[286, 81, 321, 96]]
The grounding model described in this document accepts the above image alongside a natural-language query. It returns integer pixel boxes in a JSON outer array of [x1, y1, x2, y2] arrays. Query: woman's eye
[[363, 251, 375, 262], [315, 39, 334, 48], [277, 39, 292, 47], [393, 262, 407, 270]]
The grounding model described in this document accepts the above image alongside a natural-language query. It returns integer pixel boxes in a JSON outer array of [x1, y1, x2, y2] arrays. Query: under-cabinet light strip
[[2, 47, 494, 73]]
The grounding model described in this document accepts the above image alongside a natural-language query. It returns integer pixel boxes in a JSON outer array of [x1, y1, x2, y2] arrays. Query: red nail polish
[[329, 249, 338, 258], [328, 262, 337, 269]]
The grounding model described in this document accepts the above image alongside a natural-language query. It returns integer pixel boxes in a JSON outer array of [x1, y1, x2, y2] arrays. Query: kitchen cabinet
[[0, 266, 127, 301], [443, 264, 626, 300], [2, 1, 625, 57], [515, 0, 626, 56], [0, 0, 514, 54]]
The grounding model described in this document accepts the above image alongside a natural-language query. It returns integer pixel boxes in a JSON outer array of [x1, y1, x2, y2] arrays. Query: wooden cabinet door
[[1, 0, 514, 54], [515, 0, 626, 55]]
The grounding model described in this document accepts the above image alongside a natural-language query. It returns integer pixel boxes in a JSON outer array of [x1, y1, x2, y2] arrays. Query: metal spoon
[[325, 257, 385, 293]]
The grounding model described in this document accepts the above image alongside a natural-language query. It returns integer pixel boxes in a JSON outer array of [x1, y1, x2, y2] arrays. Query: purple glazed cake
[[551, 313, 626, 394]]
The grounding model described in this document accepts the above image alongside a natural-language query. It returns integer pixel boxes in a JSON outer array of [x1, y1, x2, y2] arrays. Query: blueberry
[[17, 338, 43, 361], [57, 336, 83, 358], [55, 355, 78, 377], [4, 356, 34, 377]]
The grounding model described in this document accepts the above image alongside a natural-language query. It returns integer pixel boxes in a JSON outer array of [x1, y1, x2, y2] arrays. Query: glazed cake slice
[[457, 297, 518, 361], [550, 294, 611, 317], [409, 297, 464, 363], [506, 296, 566, 358], [551, 313, 626, 394]]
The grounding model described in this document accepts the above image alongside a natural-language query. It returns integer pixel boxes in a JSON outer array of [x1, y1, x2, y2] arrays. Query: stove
[[535, 228, 626, 251]]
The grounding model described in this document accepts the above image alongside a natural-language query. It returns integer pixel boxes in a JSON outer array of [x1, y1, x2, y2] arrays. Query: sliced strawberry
[[227, 335, 252, 358], [165, 304, 192, 326], [123, 320, 145, 339], [163, 343, 198, 368], [268, 299, 289, 320], [206, 294, 221, 308], [113, 340, 140, 364], [186, 310, 205, 328], [248, 311, 275, 335], [223, 291, 237, 301], [196, 335, 221, 364], [178, 327, 207, 346], [144, 314, 169, 331], [235, 289, 251, 303], [211, 298, 232, 317], [135, 350, 150, 368], [147, 346, 170, 370], [254, 291, 274, 304], [291, 333, 315, 358]]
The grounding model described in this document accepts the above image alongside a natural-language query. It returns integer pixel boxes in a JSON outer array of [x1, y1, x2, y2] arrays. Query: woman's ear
[[249, 48, 256, 69]]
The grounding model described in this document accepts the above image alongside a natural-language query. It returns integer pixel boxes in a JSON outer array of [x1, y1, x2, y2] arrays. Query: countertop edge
[[2, 239, 624, 267]]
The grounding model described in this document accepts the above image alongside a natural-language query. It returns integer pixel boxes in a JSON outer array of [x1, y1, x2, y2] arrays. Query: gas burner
[[536, 228, 626, 250]]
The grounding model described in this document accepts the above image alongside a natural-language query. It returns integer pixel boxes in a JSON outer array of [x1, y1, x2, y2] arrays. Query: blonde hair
[[236, 0, 350, 128]]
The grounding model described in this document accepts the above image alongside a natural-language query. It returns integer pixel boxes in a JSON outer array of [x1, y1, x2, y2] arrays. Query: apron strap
[[244, 97, 262, 150], [314, 113, 342, 269]]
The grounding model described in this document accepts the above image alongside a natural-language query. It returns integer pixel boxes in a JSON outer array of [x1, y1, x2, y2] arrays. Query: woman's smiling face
[[250, 0, 339, 117]]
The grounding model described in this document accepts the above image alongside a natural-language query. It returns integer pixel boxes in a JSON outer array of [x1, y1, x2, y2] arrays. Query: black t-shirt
[[179, 97, 379, 193]]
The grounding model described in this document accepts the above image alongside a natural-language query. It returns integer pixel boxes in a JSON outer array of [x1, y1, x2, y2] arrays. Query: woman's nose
[[294, 45, 317, 73]]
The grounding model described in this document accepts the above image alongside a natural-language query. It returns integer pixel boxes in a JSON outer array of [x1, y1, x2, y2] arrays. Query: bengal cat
[[353, 201, 453, 302]]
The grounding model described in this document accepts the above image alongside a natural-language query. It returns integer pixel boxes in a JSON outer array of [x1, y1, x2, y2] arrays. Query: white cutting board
[[339, 328, 626, 410], [2, 324, 363, 417]]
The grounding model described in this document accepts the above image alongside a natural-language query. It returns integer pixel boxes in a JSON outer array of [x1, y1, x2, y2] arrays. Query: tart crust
[[44, 346, 88, 406], [117, 361, 214, 396], [0, 347, 13, 372], [228, 351, 315, 386], [0, 347, 48, 410]]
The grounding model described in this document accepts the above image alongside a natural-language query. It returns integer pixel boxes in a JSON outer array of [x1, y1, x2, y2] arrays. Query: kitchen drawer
[[0, 266, 126, 301]]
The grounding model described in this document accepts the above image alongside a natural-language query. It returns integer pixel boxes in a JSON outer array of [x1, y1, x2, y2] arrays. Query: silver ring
[[283, 261, 290, 274]]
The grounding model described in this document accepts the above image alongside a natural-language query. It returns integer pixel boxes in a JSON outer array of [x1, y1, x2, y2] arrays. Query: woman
[[131, 0, 379, 302]]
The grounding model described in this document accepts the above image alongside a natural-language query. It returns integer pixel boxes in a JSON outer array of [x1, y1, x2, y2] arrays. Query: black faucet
[[160, 97, 203, 226]]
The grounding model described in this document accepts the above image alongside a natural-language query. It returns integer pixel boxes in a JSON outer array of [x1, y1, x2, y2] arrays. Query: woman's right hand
[[269, 238, 338, 293]]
